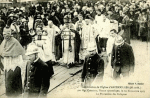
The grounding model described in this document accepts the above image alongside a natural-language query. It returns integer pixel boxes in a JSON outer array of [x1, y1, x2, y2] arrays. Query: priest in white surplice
[[105, 29, 118, 77], [98, 15, 110, 52], [79, 14, 97, 61], [43, 21, 60, 62], [59, 15, 76, 68]]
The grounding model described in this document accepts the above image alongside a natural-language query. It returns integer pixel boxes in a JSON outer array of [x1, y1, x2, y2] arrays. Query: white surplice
[[79, 23, 97, 60], [60, 24, 75, 64]]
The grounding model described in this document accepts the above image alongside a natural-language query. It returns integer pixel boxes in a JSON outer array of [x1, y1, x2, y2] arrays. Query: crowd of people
[[0, 0, 148, 97]]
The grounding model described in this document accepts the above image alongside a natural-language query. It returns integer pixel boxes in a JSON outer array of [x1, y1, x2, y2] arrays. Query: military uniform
[[24, 59, 50, 97], [81, 53, 104, 87], [111, 42, 135, 79]]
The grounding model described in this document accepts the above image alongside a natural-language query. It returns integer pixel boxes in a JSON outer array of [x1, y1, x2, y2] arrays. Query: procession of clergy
[[1, 0, 149, 97]]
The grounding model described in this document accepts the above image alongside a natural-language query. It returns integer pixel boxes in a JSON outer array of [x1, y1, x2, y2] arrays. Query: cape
[[0, 37, 25, 57]]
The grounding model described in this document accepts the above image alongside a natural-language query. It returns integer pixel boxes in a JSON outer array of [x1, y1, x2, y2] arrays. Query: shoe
[[81, 60, 84, 64], [75, 64, 83, 67], [67, 64, 70, 69], [72, 63, 75, 67]]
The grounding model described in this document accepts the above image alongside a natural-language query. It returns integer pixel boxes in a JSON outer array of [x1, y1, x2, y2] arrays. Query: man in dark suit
[[33, 13, 42, 30], [36, 3, 43, 15], [29, 3, 36, 17], [111, 35, 135, 80], [24, 44, 50, 98], [81, 42, 104, 87], [7, 14, 14, 27], [20, 18, 32, 48], [42, 13, 49, 26], [0, 14, 5, 44]]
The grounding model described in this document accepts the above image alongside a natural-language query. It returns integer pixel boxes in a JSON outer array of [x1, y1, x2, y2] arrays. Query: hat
[[82, 6, 87, 11], [25, 44, 39, 55], [115, 35, 124, 46], [73, 12, 78, 16], [8, 14, 14, 17], [98, 4, 104, 9], [87, 42, 97, 51], [141, 8, 147, 13], [123, 8, 129, 14], [22, 18, 27, 23], [107, 11, 113, 15]]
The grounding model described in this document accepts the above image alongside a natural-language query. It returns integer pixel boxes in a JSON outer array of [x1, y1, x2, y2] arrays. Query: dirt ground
[[48, 39, 150, 98], [0, 39, 150, 98]]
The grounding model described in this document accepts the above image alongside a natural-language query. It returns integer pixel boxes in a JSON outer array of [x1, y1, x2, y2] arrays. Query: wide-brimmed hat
[[25, 44, 39, 55]]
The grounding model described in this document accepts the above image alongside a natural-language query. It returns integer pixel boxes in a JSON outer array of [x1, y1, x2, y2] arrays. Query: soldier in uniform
[[111, 35, 135, 80], [24, 44, 50, 98], [81, 42, 104, 87]]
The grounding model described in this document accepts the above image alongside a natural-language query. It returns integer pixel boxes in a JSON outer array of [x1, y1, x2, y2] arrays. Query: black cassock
[[5, 66, 22, 96], [55, 34, 62, 61], [20, 24, 32, 47], [70, 29, 81, 62]]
